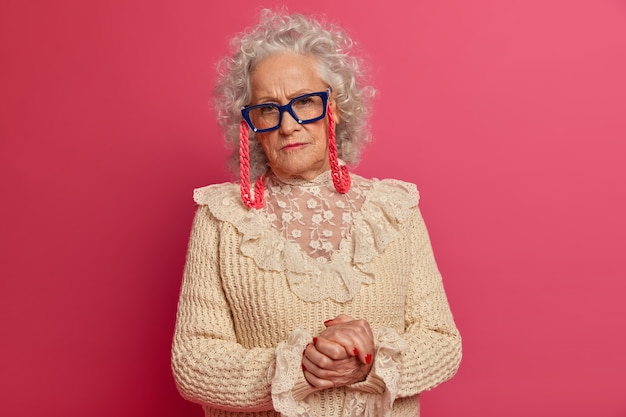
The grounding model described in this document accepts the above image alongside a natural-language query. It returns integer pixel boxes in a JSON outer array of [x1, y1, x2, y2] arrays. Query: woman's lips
[[281, 142, 306, 150]]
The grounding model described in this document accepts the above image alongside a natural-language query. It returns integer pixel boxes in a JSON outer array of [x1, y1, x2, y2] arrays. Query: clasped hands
[[302, 314, 374, 389]]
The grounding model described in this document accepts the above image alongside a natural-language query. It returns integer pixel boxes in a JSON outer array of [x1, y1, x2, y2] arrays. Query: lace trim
[[271, 328, 409, 417], [271, 329, 320, 417], [193, 174, 419, 303], [343, 328, 409, 417]]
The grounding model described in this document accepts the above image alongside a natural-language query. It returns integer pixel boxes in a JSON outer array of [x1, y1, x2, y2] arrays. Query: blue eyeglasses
[[241, 88, 331, 133]]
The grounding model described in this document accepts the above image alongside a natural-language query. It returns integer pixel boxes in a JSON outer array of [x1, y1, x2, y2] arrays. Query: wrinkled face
[[249, 53, 339, 180]]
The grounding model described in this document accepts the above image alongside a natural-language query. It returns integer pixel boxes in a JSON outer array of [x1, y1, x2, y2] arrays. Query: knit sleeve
[[398, 206, 462, 396], [171, 205, 276, 412]]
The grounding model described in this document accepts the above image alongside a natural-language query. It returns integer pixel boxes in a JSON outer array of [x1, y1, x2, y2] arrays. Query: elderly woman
[[172, 9, 461, 417]]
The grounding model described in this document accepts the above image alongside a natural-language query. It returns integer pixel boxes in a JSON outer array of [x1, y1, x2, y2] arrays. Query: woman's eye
[[259, 105, 278, 114], [293, 97, 314, 107]]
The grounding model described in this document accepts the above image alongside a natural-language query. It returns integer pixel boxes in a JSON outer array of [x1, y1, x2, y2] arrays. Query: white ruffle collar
[[193, 173, 419, 302]]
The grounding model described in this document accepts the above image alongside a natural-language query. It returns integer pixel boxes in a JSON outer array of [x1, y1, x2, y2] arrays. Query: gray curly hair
[[213, 9, 375, 180]]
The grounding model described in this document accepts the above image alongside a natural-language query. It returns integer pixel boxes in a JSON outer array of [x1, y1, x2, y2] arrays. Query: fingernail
[[324, 319, 333, 325], [366, 354, 372, 365], [313, 337, 318, 345], [353, 347, 359, 356]]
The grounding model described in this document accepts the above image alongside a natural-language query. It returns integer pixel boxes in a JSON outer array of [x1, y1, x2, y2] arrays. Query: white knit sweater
[[172, 172, 461, 417]]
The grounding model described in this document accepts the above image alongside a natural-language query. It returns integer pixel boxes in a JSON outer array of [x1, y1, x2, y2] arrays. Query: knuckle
[[318, 356, 333, 369]]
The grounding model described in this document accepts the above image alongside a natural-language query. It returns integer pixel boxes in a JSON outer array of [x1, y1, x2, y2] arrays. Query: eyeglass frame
[[241, 88, 331, 133]]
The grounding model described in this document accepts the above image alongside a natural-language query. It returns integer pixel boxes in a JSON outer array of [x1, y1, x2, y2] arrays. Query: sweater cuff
[[344, 327, 409, 417], [271, 329, 319, 417], [348, 369, 386, 394], [292, 377, 316, 401]]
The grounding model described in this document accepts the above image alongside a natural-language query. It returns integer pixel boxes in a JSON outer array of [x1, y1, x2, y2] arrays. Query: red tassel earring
[[327, 105, 351, 194], [239, 120, 265, 209]]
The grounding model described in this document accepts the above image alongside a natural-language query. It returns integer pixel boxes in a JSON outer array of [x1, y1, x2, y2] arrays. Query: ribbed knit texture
[[171, 173, 462, 417]]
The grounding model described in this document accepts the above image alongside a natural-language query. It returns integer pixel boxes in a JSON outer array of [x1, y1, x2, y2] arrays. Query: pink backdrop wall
[[1, 0, 625, 416]]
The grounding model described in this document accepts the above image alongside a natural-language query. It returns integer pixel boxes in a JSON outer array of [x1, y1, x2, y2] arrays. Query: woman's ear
[[330, 98, 341, 125]]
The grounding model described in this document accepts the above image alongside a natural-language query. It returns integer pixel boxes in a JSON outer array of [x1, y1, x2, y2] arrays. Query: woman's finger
[[302, 353, 371, 387], [318, 319, 374, 364], [312, 336, 351, 360], [323, 314, 355, 327]]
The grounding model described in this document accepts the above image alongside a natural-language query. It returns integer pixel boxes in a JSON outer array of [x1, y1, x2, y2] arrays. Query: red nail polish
[[324, 319, 333, 325], [313, 337, 318, 345], [353, 347, 359, 356], [366, 354, 372, 365]]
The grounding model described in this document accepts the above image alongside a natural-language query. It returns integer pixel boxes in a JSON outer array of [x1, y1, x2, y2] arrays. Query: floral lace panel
[[263, 174, 367, 262], [193, 173, 419, 303]]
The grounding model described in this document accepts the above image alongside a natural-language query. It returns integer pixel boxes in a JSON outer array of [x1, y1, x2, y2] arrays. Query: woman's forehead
[[250, 53, 326, 100]]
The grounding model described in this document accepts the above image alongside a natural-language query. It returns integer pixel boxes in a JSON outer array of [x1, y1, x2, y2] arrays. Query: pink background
[[1, 0, 625, 416]]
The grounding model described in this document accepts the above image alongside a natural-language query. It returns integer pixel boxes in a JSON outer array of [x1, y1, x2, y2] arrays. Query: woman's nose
[[278, 110, 301, 135]]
